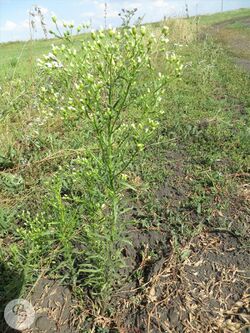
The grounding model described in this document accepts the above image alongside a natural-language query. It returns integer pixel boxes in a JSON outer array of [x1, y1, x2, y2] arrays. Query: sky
[[0, 0, 250, 42]]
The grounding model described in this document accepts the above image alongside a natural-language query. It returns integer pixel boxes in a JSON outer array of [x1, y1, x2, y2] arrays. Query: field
[[0, 8, 250, 333]]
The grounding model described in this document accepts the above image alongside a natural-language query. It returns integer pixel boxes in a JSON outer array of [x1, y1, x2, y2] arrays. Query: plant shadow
[[0, 262, 24, 333]]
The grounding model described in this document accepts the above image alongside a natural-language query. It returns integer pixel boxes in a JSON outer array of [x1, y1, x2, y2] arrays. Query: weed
[[12, 17, 182, 301]]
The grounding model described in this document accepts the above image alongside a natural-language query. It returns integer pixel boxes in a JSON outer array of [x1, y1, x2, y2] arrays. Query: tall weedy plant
[[36, 19, 182, 300]]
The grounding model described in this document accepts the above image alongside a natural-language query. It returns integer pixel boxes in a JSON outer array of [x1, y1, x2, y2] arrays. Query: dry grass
[[148, 17, 198, 46], [166, 18, 199, 44], [107, 232, 250, 333]]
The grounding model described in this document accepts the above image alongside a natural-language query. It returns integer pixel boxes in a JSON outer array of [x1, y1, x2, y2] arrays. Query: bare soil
[[116, 232, 250, 333], [16, 231, 249, 333]]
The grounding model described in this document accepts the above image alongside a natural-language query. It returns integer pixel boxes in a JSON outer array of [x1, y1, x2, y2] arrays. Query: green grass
[[0, 8, 250, 332], [198, 8, 250, 25], [0, 39, 51, 79], [0, 34, 85, 80], [228, 20, 250, 30]]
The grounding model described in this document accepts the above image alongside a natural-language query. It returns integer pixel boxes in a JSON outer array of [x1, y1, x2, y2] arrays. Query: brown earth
[[115, 232, 250, 333], [12, 230, 248, 333]]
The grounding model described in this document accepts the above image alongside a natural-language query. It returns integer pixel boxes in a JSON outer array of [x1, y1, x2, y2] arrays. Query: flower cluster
[[37, 52, 63, 69]]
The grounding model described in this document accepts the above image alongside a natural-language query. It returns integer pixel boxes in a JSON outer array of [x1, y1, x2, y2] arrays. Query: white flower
[[45, 62, 53, 68], [161, 37, 169, 44], [48, 52, 58, 60], [162, 26, 169, 35]]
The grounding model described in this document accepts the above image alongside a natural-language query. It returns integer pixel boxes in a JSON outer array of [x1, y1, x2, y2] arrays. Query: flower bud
[[132, 26, 137, 35], [108, 28, 116, 37], [52, 15, 57, 24], [91, 30, 96, 40], [141, 26, 146, 36]]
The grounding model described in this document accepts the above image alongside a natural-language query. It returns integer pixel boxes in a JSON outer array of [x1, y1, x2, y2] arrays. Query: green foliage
[[0, 147, 15, 170], [0, 207, 15, 236], [0, 173, 24, 193], [15, 179, 79, 282]]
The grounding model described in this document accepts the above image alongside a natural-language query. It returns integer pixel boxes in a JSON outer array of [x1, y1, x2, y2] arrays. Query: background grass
[[198, 7, 250, 25], [1, 8, 250, 80]]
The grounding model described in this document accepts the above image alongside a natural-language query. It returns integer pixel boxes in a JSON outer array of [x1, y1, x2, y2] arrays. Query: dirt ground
[[12, 230, 249, 333], [116, 231, 250, 333]]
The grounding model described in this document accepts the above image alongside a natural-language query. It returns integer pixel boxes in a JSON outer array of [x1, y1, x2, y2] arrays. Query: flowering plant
[[36, 20, 182, 298]]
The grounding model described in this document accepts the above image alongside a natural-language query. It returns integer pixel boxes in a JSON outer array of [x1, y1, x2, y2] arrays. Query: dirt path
[[211, 16, 250, 72]]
